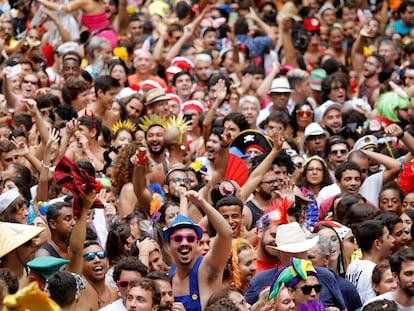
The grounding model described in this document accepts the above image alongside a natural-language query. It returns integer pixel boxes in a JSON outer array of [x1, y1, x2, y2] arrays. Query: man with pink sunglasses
[[163, 190, 232, 311]]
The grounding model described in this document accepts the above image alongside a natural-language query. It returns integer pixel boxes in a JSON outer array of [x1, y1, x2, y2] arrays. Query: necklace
[[95, 285, 111, 308]]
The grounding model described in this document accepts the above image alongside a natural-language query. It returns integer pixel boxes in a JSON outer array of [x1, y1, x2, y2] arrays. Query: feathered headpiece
[[258, 197, 292, 229]]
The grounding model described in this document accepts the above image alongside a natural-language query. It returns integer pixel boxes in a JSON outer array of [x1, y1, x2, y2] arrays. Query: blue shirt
[[217, 34, 272, 57]]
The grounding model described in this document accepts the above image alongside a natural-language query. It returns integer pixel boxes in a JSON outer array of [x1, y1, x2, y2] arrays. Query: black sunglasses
[[295, 284, 322, 295]]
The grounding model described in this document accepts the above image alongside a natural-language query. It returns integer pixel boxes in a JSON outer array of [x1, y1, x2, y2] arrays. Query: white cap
[[314, 100, 342, 122]]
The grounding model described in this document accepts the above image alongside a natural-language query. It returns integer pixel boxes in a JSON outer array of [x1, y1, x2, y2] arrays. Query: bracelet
[[397, 131, 405, 139], [40, 160, 51, 169]]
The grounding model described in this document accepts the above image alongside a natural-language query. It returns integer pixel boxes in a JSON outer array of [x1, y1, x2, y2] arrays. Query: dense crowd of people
[[0, 0, 414, 310]]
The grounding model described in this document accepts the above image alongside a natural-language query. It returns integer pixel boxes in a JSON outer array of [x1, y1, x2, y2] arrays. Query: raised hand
[[384, 123, 403, 138], [11, 137, 29, 156], [185, 190, 206, 206], [215, 79, 228, 105], [24, 99, 38, 116], [46, 127, 60, 148], [65, 118, 80, 137]]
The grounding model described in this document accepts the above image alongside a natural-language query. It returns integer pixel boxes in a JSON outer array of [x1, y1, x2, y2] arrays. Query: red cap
[[303, 18, 321, 31]]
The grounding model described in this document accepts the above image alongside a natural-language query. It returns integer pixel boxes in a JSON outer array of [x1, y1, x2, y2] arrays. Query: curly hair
[[111, 143, 140, 195]]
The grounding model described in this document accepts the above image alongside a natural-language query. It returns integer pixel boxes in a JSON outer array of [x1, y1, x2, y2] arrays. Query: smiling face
[[82, 244, 108, 282], [337, 169, 361, 194], [218, 204, 243, 238], [205, 133, 220, 161], [21, 74, 39, 98], [168, 227, 199, 266], [317, 228, 340, 263], [146, 126, 165, 156]]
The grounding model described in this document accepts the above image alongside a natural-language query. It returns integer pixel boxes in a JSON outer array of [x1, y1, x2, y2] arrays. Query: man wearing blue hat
[[164, 190, 232, 311]]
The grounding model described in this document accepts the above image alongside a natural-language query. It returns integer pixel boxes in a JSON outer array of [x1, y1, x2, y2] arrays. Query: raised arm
[[256, 61, 280, 102], [384, 123, 414, 164], [362, 149, 402, 185], [116, 0, 128, 35], [279, 17, 298, 68], [66, 192, 95, 274], [131, 149, 152, 215], [43, 10, 71, 43], [351, 26, 369, 79], [246, 7, 277, 43], [26, 99, 49, 146], [38, 0, 87, 13], [33, 128, 60, 215], [241, 133, 283, 201], [202, 79, 227, 142], [58, 119, 79, 165], [186, 190, 232, 272], [2, 68, 20, 110], [152, 28, 167, 65], [165, 6, 211, 64]]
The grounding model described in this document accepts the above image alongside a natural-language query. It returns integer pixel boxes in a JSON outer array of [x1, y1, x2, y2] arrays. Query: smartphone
[[184, 114, 193, 122]]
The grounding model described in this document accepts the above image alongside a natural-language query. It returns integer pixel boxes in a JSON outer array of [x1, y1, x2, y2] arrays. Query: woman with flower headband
[[224, 238, 257, 293], [298, 156, 333, 230]]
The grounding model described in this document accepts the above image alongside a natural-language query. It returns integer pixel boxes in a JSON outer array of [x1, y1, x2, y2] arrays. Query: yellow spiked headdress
[[138, 115, 168, 132], [112, 120, 138, 135]]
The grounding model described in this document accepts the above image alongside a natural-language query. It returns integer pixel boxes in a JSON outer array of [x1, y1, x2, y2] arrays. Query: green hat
[[27, 256, 70, 280]]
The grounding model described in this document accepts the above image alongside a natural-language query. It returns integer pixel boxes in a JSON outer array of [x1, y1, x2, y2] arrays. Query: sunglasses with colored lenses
[[171, 177, 190, 184], [116, 280, 130, 288], [298, 110, 313, 117], [295, 284, 322, 295], [170, 233, 197, 243], [83, 251, 106, 261], [23, 79, 38, 86]]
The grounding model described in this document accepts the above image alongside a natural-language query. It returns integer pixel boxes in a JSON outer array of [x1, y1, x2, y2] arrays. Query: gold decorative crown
[[167, 115, 189, 133], [138, 115, 168, 132], [167, 115, 190, 145], [112, 120, 138, 134]]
